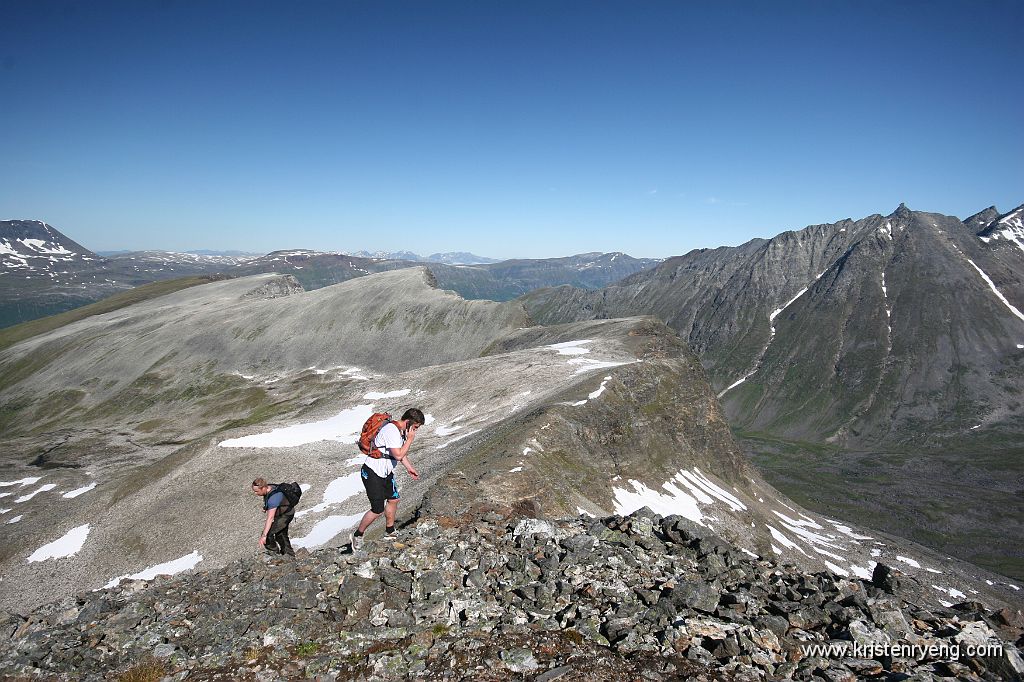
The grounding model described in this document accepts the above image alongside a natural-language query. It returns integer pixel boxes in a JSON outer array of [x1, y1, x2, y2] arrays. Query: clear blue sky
[[1, 1, 1021, 259]]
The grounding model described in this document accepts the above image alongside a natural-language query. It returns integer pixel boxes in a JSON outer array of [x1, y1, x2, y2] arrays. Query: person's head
[[401, 408, 425, 431], [251, 477, 270, 496]]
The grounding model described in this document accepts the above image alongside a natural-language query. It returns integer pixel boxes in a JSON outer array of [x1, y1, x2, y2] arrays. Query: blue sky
[[1, 1, 1021, 259]]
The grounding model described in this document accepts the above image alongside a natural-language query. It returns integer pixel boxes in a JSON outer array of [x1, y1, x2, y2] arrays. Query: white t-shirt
[[363, 422, 404, 477]]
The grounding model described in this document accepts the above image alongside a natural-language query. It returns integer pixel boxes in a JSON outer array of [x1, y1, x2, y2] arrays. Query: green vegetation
[[736, 428, 1024, 581], [0, 275, 224, 353], [136, 419, 165, 432], [0, 397, 31, 434], [32, 389, 86, 421], [372, 308, 397, 330], [295, 642, 321, 656]]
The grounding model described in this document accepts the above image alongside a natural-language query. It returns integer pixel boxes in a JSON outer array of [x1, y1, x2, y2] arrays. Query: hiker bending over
[[350, 408, 425, 550], [252, 478, 301, 556]]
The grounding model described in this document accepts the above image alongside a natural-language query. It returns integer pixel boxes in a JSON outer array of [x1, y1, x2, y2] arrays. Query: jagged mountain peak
[[965, 206, 1002, 230], [976, 202, 1024, 247], [519, 201, 1024, 582]]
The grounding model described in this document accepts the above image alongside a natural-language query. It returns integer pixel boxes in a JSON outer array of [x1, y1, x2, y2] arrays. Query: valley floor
[[737, 431, 1024, 583]]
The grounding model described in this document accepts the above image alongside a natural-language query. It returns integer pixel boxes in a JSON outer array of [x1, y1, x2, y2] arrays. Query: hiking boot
[[350, 532, 363, 551], [381, 531, 397, 543]]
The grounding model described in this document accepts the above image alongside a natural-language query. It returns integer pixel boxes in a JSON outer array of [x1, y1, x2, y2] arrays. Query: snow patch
[[363, 389, 411, 400], [548, 340, 593, 355], [896, 555, 921, 568], [292, 513, 363, 549], [27, 524, 91, 562], [15, 483, 56, 503], [827, 520, 873, 540], [219, 404, 373, 448], [765, 525, 809, 556], [0, 477, 42, 488], [850, 564, 875, 580], [567, 358, 633, 374], [295, 473, 364, 517], [823, 560, 849, 576], [572, 376, 614, 407], [62, 483, 97, 499], [684, 468, 747, 511], [965, 259, 1024, 322], [435, 429, 481, 449], [612, 477, 703, 525], [103, 551, 203, 588]]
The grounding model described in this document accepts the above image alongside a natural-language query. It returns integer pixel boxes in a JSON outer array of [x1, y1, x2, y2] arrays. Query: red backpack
[[358, 413, 393, 458]]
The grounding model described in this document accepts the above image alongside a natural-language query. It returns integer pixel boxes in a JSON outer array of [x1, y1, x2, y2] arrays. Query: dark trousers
[[266, 506, 295, 556]]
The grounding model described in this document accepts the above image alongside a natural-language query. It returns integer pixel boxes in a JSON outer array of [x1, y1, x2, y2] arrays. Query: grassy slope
[[737, 429, 1024, 581], [0, 275, 227, 353]]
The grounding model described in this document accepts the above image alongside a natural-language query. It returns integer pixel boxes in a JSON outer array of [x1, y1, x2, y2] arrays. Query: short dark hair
[[402, 408, 425, 425]]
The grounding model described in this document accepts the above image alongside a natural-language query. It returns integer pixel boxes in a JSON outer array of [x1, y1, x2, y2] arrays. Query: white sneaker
[[350, 532, 363, 551]]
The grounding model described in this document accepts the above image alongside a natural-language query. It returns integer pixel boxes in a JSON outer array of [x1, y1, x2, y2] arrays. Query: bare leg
[[384, 499, 399, 529], [357, 509, 382, 534]]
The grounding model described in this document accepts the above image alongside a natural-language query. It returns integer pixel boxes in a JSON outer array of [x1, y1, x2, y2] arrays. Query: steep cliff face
[[520, 204, 1024, 579], [524, 204, 1024, 448]]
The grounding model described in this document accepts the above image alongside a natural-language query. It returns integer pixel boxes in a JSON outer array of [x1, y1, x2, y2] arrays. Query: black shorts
[[361, 464, 400, 513]]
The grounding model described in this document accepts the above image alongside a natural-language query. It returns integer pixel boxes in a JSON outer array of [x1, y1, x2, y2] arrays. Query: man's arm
[[390, 424, 419, 460], [259, 507, 277, 546], [401, 456, 420, 480]]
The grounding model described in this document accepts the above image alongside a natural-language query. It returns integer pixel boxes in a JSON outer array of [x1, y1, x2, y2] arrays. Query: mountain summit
[[522, 203, 1024, 579]]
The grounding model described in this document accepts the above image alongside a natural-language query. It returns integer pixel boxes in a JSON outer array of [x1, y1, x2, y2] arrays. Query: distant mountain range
[[97, 248, 502, 263], [343, 250, 501, 264], [521, 202, 1024, 578], [0, 222, 660, 327]]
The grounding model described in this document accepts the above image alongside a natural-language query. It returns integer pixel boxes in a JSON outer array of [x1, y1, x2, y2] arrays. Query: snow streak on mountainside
[[520, 202, 1024, 579], [523, 203, 1024, 447]]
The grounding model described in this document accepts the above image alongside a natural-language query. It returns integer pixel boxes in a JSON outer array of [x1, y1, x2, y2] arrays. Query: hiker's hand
[[406, 466, 420, 480], [258, 535, 267, 547]]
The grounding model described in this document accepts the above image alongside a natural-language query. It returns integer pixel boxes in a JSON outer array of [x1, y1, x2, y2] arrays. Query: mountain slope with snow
[[521, 203, 1024, 579], [2, 267, 1016, 616]]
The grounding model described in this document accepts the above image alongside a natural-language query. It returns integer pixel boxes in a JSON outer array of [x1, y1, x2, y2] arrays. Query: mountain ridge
[[520, 202, 1024, 579], [0, 220, 660, 327]]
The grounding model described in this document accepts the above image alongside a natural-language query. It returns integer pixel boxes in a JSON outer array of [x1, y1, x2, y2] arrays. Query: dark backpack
[[266, 482, 302, 510], [358, 412, 393, 458]]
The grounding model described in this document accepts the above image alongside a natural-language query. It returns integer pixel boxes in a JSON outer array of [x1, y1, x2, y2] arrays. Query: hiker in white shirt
[[350, 408, 425, 550]]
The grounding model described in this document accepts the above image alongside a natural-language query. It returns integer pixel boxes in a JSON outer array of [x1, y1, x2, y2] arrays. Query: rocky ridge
[[3, 506, 1022, 681]]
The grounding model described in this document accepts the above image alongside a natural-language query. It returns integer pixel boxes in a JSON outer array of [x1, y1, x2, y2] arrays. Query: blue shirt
[[265, 490, 285, 509]]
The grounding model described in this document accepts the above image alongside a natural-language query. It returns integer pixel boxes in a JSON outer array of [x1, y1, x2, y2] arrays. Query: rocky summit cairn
[[2, 506, 1022, 681]]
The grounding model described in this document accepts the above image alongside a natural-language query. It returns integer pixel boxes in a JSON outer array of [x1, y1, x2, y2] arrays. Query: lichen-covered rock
[[0, 506, 1021, 681]]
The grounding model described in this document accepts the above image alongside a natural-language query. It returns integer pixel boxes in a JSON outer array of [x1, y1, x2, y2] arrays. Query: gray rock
[[500, 647, 540, 673], [671, 582, 720, 613]]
